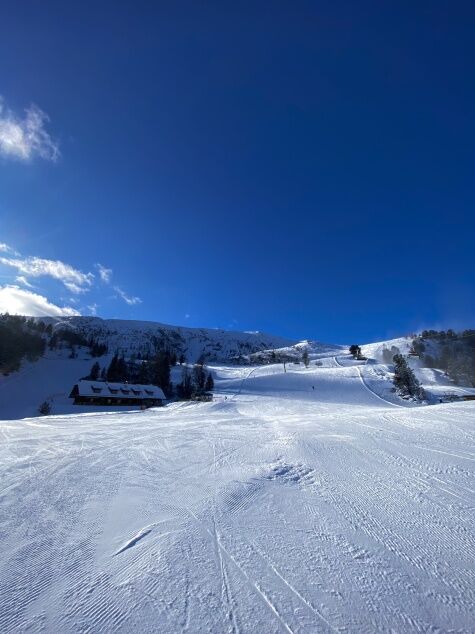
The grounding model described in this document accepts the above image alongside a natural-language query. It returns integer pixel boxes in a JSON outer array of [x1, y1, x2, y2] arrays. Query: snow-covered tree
[[393, 354, 424, 400]]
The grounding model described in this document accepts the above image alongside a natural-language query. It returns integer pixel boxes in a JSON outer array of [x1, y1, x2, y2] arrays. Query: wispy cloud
[[114, 286, 142, 305], [15, 275, 34, 288], [96, 263, 112, 283], [0, 244, 142, 313], [0, 96, 59, 162], [0, 256, 94, 294], [0, 285, 79, 316], [0, 242, 20, 255]]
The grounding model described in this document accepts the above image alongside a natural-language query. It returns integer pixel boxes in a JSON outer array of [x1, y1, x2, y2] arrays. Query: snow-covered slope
[[360, 335, 414, 360], [0, 317, 296, 420], [248, 339, 345, 364], [2, 329, 475, 420], [360, 337, 475, 403], [0, 347, 157, 420], [41, 316, 295, 362], [1, 363, 473, 632]]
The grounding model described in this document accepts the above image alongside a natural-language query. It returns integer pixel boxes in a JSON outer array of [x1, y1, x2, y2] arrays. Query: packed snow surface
[[1, 359, 474, 633]]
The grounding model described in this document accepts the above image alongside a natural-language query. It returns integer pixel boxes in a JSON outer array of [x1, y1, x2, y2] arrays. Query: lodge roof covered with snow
[[74, 380, 165, 400]]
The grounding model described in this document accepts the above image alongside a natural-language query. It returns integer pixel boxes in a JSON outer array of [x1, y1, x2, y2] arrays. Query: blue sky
[[0, 1, 474, 344]]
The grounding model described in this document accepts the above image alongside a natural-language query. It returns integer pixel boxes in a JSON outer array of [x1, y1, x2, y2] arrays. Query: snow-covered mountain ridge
[[39, 315, 298, 362]]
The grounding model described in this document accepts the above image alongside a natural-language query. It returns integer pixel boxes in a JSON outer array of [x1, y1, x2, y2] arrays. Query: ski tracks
[[356, 366, 404, 407], [186, 506, 302, 633]]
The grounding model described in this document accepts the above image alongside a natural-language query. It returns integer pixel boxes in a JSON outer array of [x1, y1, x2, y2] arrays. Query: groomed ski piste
[[0, 351, 474, 632]]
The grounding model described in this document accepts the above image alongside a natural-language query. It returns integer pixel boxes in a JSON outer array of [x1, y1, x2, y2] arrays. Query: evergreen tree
[[38, 400, 51, 415], [411, 338, 426, 355], [393, 354, 424, 400], [177, 367, 193, 400], [193, 361, 206, 393], [49, 334, 58, 350], [439, 346, 451, 374], [0, 314, 46, 374], [179, 353, 186, 365], [36, 320, 46, 333], [349, 344, 361, 358], [447, 354, 472, 386], [302, 350, 310, 368], [116, 356, 128, 382], [137, 361, 150, 384], [106, 355, 129, 382], [89, 361, 100, 381], [205, 372, 214, 392], [151, 351, 171, 394], [90, 341, 107, 357], [106, 354, 119, 381]]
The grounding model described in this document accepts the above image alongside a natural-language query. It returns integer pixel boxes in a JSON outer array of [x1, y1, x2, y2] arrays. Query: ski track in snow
[[0, 357, 474, 632]]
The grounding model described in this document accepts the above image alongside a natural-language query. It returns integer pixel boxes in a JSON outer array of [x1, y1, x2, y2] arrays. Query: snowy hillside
[[0, 316, 294, 420], [1, 325, 475, 420], [1, 361, 473, 632], [360, 336, 475, 403], [248, 339, 345, 364], [40, 316, 295, 362], [0, 347, 143, 420]]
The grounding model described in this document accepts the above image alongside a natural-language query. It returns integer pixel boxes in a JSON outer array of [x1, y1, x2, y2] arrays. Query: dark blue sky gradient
[[0, 1, 474, 343]]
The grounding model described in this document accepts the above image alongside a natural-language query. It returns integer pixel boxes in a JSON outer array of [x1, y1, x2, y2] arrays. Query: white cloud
[[96, 263, 112, 283], [0, 256, 93, 293], [114, 286, 142, 305], [0, 242, 20, 255], [0, 97, 59, 162], [63, 281, 89, 294], [1, 249, 142, 311], [15, 275, 34, 288], [0, 285, 80, 316], [87, 303, 99, 316]]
